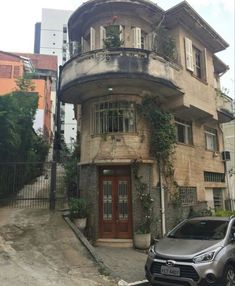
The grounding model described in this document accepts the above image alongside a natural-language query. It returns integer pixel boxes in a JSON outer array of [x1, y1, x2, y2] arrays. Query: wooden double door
[[99, 174, 132, 239]]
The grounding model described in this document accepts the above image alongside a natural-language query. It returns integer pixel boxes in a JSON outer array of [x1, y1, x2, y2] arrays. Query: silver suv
[[145, 216, 235, 286]]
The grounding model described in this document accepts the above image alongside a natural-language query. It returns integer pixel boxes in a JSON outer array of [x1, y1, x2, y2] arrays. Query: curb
[[63, 215, 121, 282]]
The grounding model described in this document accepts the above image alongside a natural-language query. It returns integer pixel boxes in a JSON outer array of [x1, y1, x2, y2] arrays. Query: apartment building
[[0, 51, 57, 141], [59, 0, 233, 241], [35, 8, 77, 150]]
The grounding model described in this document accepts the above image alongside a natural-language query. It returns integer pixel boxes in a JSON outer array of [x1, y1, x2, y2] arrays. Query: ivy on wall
[[137, 96, 176, 163]]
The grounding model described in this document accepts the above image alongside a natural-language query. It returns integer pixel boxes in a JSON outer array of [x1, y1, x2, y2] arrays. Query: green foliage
[[0, 92, 49, 199], [103, 25, 124, 49], [69, 197, 88, 218], [61, 137, 80, 198], [15, 74, 35, 92], [215, 210, 235, 217], [133, 161, 154, 234], [153, 25, 177, 62], [188, 207, 213, 218], [138, 96, 176, 161]]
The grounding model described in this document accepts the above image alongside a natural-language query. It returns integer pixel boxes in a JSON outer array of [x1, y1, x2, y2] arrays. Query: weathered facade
[[59, 0, 233, 242]]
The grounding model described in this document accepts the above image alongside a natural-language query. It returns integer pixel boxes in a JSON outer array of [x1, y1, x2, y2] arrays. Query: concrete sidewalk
[[64, 216, 149, 286], [95, 246, 148, 285]]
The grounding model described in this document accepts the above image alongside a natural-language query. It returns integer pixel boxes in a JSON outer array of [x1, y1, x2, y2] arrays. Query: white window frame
[[185, 37, 207, 81], [204, 127, 218, 151], [100, 25, 124, 49], [175, 119, 192, 145]]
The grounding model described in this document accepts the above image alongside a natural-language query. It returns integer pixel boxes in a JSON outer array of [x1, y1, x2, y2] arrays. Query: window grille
[[213, 189, 223, 210], [93, 101, 136, 134], [179, 187, 197, 206], [204, 171, 225, 182]]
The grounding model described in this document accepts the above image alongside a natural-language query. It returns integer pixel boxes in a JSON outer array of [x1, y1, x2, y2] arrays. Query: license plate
[[161, 265, 180, 277]]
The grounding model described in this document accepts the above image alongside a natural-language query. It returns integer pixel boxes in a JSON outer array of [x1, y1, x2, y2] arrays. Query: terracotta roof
[[0, 50, 21, 62], [15, 53, 58, 72]]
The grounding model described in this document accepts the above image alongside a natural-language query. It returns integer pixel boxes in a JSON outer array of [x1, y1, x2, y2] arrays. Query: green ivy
[[137, 96, 176, 162]]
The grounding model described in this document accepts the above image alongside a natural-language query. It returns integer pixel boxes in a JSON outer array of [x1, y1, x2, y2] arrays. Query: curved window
[[93, 101, 136, 134]]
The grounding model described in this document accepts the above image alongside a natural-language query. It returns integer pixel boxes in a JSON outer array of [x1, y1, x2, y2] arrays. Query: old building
[[0, 51, 57, 142], [34, 8, 77, 150], [59, 0, 233, 242]]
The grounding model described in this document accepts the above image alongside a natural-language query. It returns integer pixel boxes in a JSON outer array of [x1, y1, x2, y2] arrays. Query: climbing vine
[[137, 96, 176, 162], [137, 96, 178, 207], [132, 160, 154, 234]]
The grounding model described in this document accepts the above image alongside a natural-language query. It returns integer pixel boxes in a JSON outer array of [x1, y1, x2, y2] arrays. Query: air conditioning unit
[[222, 151, 231, 161]]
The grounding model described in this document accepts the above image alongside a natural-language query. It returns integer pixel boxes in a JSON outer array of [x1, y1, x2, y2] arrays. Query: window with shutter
[[185, 37, 194, 71], [100, 26, 106, 49], [90, 27, 96, 51], [185, 37, 207, 81], [132, 27, 141, 49]]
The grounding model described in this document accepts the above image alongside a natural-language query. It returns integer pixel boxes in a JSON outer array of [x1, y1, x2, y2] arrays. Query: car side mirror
[[231, 232, 235, 241]]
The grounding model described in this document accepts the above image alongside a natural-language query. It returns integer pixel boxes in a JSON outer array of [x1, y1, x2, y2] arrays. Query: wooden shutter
[[119, 25, 124, 44], [100, 26, 106, 49], [90, 27, 96, 51], [146, 32, 154, 50], [132, 27, 141, 49], [81, 37, 84, 53], [185, 37, 194, 71], [204, 48, 208, 81]]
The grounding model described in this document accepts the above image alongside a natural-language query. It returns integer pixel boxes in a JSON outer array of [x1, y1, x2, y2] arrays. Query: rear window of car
[[168, 220, 228, 240]]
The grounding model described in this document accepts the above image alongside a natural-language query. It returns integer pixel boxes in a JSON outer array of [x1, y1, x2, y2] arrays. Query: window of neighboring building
[[63, 26, 67, 33], [13, 66, 20, 78], [204, 171, 225, 182], [185, 37, 207, 81], [204, 126, 218, 151], [93, 101, 136, 134], [0, 64, 12, 78], [213, 189, 224, 210], [179, 187, 197, 206], [175, 119, 193, 145]]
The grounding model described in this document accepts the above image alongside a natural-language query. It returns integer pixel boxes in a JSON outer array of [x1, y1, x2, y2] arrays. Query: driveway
[[0, 208, 116, 286]]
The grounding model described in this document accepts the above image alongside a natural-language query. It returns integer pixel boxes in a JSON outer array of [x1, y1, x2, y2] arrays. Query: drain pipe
[[157, 158, 166, 236]]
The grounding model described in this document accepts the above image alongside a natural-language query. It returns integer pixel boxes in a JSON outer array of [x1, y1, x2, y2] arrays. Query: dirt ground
[[0, 208, 116, 286]]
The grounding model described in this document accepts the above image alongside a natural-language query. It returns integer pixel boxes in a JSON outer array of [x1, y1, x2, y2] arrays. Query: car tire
[[223, 264, 235, 286]]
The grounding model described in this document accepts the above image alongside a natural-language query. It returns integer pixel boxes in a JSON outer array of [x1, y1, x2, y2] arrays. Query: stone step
[[95, 238, 133, 248]]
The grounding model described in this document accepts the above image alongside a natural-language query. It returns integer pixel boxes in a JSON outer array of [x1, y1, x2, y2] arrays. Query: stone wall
[[79, 164, 99, 240]]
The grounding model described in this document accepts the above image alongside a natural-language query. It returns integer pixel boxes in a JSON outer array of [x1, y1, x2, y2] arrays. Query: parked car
[[145, 216, 235, 286]]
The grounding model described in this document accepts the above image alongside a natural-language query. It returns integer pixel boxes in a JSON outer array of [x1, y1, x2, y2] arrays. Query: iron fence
[[0, 162, 66, 209]]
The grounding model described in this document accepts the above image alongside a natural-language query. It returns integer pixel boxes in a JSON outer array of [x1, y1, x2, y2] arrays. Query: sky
[[0, 0, 234, 99]]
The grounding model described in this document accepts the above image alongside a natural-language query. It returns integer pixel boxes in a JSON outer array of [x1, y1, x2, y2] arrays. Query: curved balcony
[[60, 48, 183, 104]]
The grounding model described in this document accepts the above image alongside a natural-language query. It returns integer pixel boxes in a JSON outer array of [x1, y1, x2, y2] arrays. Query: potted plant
[[134, 218, 152, 250], [69, 197, 88, 230]]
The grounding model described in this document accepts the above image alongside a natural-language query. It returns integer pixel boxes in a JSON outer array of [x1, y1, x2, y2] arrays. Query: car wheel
[[223, 264, 235, 286]]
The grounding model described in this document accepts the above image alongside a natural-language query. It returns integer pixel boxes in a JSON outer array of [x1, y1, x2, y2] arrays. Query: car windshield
[[167, 219, 228, 240]]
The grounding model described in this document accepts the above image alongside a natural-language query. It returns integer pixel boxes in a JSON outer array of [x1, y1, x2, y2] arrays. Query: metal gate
[[0, 162, 66, 209]]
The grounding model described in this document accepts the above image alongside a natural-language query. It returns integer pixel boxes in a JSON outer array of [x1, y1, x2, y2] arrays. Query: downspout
[[157, 157, 166, 236], [219, 124, 232, 210]]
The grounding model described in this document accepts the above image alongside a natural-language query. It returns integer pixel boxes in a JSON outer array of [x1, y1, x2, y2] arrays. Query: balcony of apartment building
[[59, 0, 184, 105], [60, 47, 183, 104]]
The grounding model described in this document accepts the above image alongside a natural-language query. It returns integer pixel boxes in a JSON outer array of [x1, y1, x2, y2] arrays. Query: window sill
[[176, 142, 194, 148], [188, 71, 208, 85]]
